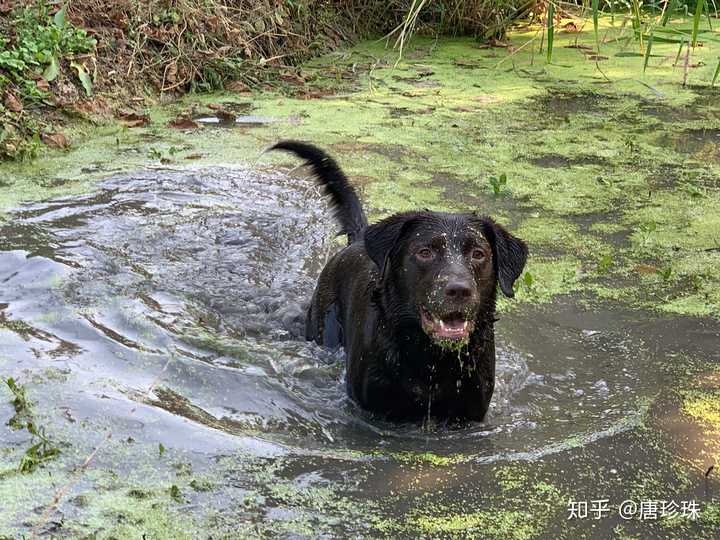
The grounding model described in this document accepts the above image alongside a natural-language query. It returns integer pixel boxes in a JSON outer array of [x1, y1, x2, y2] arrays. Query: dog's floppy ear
[[477, 217, 528, 298], [363, 212, 419, 276]]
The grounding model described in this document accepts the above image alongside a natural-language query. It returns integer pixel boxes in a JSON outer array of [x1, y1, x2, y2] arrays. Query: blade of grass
[[692, 0, 705, 47], [674, 38, 685, 66], [643, 31, 654, 73], [592, 0, 600, 51], [712, 58, 720, 86], [644, 24, 720, 45], [705, 0, 714, 30], [383, 0, 430, 66], [661, 0, 677, 26], [547, 2, 555, 63], [632, 0, 643, 51]]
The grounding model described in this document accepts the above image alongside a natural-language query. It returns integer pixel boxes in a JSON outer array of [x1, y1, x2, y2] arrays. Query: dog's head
[[364, 212, 527, 347]]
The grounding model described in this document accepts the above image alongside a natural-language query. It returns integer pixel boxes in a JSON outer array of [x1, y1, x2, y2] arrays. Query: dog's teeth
[[438, 320, 445, 330], [462, 321, 468, 332]]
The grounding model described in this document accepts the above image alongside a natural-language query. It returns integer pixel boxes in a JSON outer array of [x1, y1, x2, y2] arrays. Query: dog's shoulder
[[306, 240, 378, 347]]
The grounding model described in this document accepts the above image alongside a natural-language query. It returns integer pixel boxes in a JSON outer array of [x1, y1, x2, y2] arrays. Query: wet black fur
[[271, 141, 528, 421]]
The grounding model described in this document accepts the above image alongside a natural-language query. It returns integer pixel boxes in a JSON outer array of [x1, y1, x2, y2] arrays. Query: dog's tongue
[[421, 310, 474, 341]]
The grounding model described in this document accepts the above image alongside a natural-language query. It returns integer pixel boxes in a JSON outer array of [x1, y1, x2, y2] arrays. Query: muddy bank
[[0, 0, 529, 160]]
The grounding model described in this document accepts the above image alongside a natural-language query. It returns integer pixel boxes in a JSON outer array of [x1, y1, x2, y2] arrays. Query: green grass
[[0, 1, 96, 160], [5, 378, 61, 474]]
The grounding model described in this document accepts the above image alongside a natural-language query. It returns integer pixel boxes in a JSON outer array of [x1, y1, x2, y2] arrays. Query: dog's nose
[[444, 280, 473, 300]]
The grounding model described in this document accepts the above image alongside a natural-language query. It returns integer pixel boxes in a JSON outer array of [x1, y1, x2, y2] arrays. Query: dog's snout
[[444, 279, 473, 300]]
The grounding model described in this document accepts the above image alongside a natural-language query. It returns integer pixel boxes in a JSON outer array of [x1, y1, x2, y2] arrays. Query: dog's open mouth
[[420, 307, 475, 342]]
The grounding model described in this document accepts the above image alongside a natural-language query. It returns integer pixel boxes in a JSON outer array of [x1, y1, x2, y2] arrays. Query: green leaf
[[632, 0, 643, 50], [712, 58, 720, 86], [488, 173, 507, 195], [674, 38, 686, 65], [598, 254, 613, 274], [661, 0, 677, 26], [53, 5, 66, 28], [546, 3, 555, 63], [651, 25, 711, 34], [706, 1, 713, 31], [71, 62, 93, 96], [643, 32, 654, 73], [692, 0, 705, 48], [592, 0, 600, 51], [43, 56, 59, 82]]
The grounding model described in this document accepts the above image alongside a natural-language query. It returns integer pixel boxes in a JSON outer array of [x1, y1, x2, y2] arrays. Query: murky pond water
[[0, 165, 669, 465], [1, 165, 718, 538]]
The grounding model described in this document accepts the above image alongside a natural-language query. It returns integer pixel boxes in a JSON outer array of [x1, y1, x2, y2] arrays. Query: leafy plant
[[0, 2, 96, 159], [598, 254, 614, 274], [152, 8, 181, 26], [169, 484, 184, 502], [637, 221, 657, 247], [546, 2, 555, 63], [623, 136, 639, 155], [684, 182, 706, 198], [488, 173, 507, 195], [1, 2, 96, 95], [712, 58, 720, 85], [18, 422, 60, 473], [71, 62, 93, 96], [692, 0, 706, 47], [638, 222, 657, 233], [643, 31, 654, 72], [5, 378, 61, 473], [658, 266, 673, 281], [6, 377, 32, 430], [515, 271, 535, 294], [674, 39, 687, 65], [592, 0, 600, 51]]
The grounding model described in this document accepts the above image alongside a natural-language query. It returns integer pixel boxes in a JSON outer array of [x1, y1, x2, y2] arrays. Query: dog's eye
[[416, 248, 435, 261], [471, 249, 486, 261]]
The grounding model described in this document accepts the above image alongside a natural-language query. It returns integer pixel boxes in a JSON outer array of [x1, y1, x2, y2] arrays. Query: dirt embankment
[[0, 0, 527, 160]]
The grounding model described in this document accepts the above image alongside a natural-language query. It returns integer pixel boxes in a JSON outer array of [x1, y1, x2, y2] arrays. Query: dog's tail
[[271, 140, 368, 243]]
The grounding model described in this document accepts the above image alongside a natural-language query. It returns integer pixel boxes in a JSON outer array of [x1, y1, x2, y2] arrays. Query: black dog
[[272, 141, 528, 421]]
